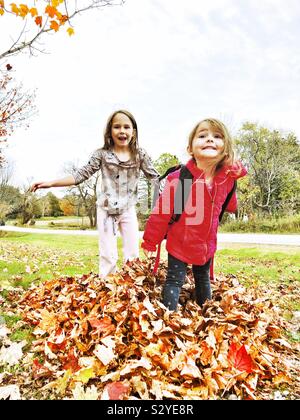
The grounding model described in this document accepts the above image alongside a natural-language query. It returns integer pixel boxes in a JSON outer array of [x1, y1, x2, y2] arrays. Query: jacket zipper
[[204, 184, 217, 255]]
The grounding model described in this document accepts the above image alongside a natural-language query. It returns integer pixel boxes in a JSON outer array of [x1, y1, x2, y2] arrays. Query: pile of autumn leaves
[[14, 260, 295, 399]]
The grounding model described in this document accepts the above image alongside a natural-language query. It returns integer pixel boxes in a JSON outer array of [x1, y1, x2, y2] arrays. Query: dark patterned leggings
[[162, 253, 211, 311]]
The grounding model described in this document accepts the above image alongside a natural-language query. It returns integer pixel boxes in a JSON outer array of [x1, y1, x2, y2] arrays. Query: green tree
[[235, 122, 300, 216], [137, 153, 180, 229], [45, 192, 63, 217], [0, 162, 22, 220], [0, 184, 22, 219], [154, 153, 180, 175]]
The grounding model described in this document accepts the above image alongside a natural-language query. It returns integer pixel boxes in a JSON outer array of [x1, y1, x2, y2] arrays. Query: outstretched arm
[[30, 175, 76, 192]]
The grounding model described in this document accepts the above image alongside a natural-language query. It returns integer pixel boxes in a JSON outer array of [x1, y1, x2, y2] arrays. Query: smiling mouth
[[202, 146, 216, 150]]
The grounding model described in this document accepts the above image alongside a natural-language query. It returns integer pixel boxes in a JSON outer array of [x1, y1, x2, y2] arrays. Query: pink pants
[[97, 206, 140, 277]]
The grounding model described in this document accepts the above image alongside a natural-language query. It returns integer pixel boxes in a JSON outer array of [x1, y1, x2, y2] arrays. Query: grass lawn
[[0, 232, 100, 289], [1, 231, 299, 289]]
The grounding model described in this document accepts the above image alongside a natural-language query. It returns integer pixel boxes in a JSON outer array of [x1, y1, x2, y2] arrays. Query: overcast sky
[[2, 0, 300, 192]]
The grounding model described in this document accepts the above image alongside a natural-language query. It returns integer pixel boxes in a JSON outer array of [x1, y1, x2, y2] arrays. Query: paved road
[[1, 225, 300, 246]]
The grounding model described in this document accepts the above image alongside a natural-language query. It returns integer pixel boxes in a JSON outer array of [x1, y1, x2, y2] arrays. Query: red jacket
[[142, 158, 247, 267]]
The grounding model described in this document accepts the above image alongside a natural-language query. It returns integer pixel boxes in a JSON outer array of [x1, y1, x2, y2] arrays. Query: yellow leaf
[[50, 20, 59, 32], [39, 309, 57, 331], [51, 0, 63, 7], [0, 9, 4, 16], [67, 27, 74, 36], [10, 3, 19, 15], [43, 369, 72, 394], [29, 7, 38, 17], [73, 367, 95, 384]]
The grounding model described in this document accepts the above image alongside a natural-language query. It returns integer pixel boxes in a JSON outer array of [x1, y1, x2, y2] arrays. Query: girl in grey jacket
[[31, 109, 159, 277]]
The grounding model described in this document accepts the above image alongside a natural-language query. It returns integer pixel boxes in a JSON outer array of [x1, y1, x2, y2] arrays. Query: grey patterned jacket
[[73, 148, 159, 215]]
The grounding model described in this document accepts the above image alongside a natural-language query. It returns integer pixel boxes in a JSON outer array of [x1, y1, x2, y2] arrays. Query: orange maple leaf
[[58, 14, 68, 24], [45, 5, 56, 18], [228, 342, 254, 373], [50, 20, 59, 32], [29, 7, 38, 17], [19, 4, 29, 18]]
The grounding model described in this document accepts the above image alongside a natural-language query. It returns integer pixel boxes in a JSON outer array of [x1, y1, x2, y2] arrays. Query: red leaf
[[88, 316, 115, 336], [228, 343, 254, 373], [32, 359, 53, 379], [62, 348, 81, 373], [35, 16, 42, 27], [104, 382, 130, 400]]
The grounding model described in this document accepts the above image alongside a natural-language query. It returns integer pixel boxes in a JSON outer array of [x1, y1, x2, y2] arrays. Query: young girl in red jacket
[[142, 118, 247, 311]]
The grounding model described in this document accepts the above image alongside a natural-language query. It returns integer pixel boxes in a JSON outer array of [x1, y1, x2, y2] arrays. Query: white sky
[[1, 0, 300, 192]]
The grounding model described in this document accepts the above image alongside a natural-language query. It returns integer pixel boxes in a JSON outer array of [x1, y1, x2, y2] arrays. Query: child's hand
[[143, 249, 155, 259], [30, 182, 52, 192]]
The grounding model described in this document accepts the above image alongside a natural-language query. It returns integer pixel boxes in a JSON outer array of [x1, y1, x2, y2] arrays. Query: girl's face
[[189, 121, 224, 160], [111, 113, 135, 149]]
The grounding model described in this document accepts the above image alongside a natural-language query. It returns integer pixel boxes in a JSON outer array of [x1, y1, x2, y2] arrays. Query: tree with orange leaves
[[0, 0, 125, 60], [0, 64, 36, 164]]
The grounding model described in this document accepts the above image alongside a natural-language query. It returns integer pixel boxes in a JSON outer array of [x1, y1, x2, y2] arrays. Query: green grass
[[0, 312, 34, 345], [0, 231, 98, 252], [0, 232, 125, 289], [215, 247, 300, 285], [1, 231, 299, 288]]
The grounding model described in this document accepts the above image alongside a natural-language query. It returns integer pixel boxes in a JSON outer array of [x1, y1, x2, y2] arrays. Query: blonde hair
[[187, 118, 235, 173], [102, 109, 139, 159]]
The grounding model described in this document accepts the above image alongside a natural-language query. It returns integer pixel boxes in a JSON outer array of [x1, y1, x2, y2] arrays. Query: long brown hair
[[187, 118, 235, 174], [102, 109, 139, 159]]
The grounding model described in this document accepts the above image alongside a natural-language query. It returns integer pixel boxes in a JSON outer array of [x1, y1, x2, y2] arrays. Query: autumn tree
[[0, 0, 125, 60], [0, 64, 36, 164], [60, 195, 76, 216]]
